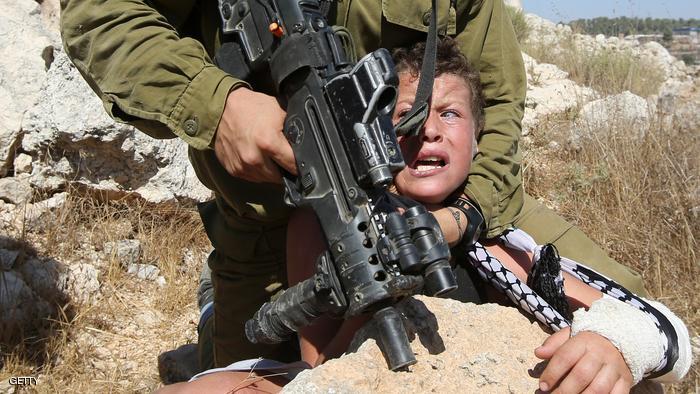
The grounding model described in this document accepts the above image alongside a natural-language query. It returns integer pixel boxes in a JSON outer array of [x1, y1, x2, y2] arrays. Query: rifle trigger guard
[[282, 177, 302, 207]]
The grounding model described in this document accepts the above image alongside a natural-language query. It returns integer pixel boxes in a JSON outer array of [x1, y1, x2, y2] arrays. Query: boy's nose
[[421, 113, 443, 143]]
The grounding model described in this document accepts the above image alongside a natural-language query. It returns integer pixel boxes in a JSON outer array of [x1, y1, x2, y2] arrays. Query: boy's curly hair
[[392, 37, 485, 135]]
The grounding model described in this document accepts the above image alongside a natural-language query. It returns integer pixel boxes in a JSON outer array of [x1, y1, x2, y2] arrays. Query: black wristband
[[449, 197, 485, 245]]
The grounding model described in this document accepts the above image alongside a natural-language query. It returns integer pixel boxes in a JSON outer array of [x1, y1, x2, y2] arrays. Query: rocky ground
[[1, 1, 698, 393]]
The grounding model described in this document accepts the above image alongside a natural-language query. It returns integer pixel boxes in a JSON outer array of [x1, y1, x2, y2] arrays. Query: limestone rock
[[641, 41, 688, 80], [127, 263, 161, 281], [283, 296, 549, 393], [522, 53, 596, 134], [0, 177, 34, 204], [13, 153, 33, 174], [572, 91, 651, 142], [524, 13, 691, 93], [20, 48, 213, 204], [19, 192, 68, 230], [104, 239, 142, 266], [284, 296, 663, 394], [39, 0, 61, 33], [0, 192, 68, 231], [59, 263, 101, 304], [0, 0, 55, 176], [0, 200, 17, 231]]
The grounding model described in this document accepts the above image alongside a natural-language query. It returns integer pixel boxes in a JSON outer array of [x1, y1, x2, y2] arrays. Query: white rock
[[0, 0, 55, 176], [127, 263, 161, 281], [182, 248, 210, 268], [59, 263, 101, 304], [135, 309, 162, 328], [522, 53, 596, 134], [104, 239, 142, 266], [13, 153, 33, 174], [573, 91, 651, 139], [0, 200, 18, 231], [21, 192, 68, 230], [20, 48, 213, 204], [39, 0, 61, 33], [0, 177, 34, 204]]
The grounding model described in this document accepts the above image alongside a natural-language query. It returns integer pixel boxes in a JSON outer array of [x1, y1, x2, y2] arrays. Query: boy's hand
[[535, 327, 633, 393]]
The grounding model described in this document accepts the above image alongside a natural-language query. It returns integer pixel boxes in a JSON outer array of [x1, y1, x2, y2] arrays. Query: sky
[[522, 1, 700, 23]]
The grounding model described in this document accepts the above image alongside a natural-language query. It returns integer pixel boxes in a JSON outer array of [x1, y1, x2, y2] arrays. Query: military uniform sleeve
[[454, 0, 526, 237], [60, 0, 248, 150]]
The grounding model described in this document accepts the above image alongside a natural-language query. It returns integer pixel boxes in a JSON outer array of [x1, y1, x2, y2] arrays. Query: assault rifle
[[215, 0, 456, 370]]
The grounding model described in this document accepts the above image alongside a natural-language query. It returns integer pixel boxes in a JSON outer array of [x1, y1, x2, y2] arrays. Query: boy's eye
[[441, 110, 460, 119]]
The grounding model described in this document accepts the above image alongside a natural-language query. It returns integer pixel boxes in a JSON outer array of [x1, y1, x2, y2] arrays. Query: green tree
[[662, 28, 673, 43]]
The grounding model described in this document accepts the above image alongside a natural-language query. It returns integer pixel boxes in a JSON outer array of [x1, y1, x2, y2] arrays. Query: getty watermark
[[8, 376, 38, 387]]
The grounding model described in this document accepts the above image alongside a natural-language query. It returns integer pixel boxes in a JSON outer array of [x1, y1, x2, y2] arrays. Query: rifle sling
[[394, 0, 439, 137]]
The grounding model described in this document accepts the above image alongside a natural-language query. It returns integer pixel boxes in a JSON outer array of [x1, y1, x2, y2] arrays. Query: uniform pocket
[[381, 0, 456, 35]]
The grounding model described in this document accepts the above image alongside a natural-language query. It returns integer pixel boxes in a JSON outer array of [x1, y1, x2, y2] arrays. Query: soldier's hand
[[215, 87, 297, 183], [535, 328, 633, 393]]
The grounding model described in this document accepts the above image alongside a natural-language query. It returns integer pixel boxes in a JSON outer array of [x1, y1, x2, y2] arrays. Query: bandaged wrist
[[643, 299, 693, 383], [571, 295, 692, 384]]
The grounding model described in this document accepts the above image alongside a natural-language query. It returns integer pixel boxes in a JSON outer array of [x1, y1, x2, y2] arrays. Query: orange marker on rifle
[[269, 22, 284, 38]]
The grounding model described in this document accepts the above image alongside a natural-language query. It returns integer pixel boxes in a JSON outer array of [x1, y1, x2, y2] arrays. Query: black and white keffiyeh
[[465, 228, 682, 380]]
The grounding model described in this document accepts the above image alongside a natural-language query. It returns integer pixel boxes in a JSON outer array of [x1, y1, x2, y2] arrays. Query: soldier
[[154, 37, 691, 394], [60, 0, 646, 370]]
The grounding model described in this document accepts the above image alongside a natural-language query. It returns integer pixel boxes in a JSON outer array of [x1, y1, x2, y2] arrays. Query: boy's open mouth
[[408, 152, 449, 176], [412, 156, 446, 171]]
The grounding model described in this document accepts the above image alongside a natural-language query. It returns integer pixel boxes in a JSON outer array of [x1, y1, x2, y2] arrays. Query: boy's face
[[392, 72, 476, 204]]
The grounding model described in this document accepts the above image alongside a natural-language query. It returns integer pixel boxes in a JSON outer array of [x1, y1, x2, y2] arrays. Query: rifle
[[215, 0, 456, 370]]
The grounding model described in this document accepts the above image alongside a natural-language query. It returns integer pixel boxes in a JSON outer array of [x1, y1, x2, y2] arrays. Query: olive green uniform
[[60, 0, 646, 368]]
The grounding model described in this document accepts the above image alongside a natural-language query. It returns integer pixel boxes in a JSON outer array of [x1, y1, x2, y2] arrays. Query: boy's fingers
[[535, 328, 571, 359], [538, 336, 585, 392], [582, 364, 621, 394], [610, 376, 633, 394], [554, 353, 601, 393]]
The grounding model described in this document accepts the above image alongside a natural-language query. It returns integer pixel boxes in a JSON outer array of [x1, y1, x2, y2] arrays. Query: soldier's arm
[[60, 0, 244, 150], [61, 1, 295, 182], [453, 0, 527, 237]]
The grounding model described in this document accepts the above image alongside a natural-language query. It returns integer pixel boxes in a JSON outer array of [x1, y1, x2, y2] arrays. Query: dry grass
[[507, 6, 531, 45], [0, 190, 210, 392], [524, 35, 666, 97], [524, 106, 699, 392], [512, 8, 667, 99]]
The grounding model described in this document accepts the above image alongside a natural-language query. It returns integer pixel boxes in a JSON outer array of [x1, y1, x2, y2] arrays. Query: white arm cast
[[571, 295, 692, 384]]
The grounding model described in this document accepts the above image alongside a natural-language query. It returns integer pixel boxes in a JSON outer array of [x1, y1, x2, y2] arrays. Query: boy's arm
[[485, 243, 632, 392], [486, 243, 691, 391], [535, 328, 633, 393]]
